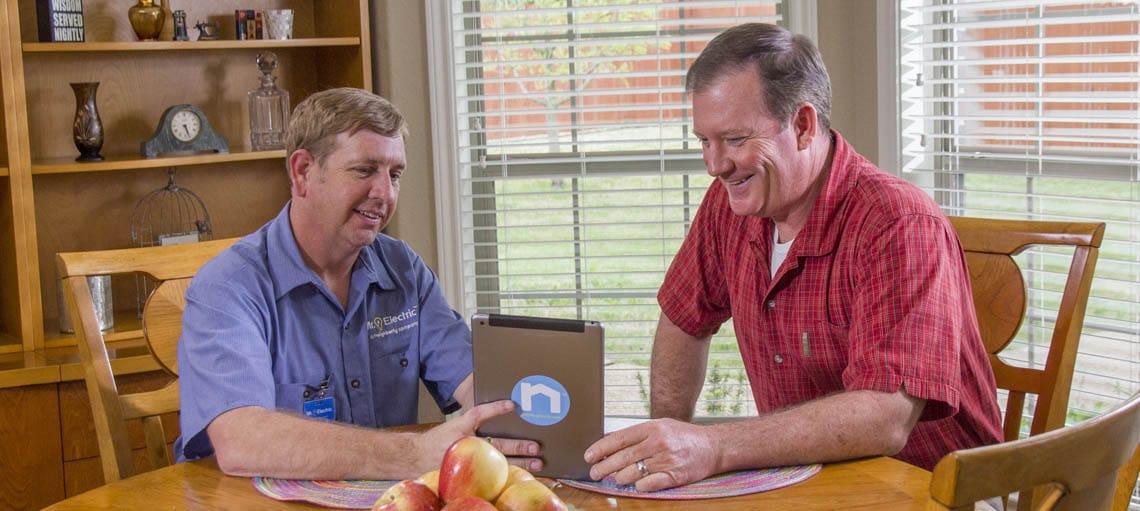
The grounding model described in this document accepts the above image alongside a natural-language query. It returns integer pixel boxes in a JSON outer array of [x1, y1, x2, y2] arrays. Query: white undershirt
[[770, 227, 794, 277]]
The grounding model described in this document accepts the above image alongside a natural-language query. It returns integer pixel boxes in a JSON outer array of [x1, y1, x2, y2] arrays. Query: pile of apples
[[372, 436, 568, 511]]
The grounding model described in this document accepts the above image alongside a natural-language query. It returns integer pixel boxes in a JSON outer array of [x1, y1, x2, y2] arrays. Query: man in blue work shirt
[[175, 88, 541, 479]]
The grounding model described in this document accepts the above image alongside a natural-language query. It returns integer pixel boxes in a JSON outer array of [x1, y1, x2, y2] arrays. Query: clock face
[[170, 109, 202, 142]]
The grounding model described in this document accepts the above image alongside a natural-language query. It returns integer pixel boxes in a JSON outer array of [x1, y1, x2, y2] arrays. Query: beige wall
[[817, 0, 881, 165]]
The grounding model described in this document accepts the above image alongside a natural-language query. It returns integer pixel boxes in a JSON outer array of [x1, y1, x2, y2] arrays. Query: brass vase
[[128, 0, 165, 41], [70, 82, 104, 162]]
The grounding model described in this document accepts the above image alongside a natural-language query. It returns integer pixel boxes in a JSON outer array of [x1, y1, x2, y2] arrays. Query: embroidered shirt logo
[[367, 306, 419, 339]]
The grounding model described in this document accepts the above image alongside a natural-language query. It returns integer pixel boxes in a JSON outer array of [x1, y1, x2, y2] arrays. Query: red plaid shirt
[[659, 132, 1003, 470]]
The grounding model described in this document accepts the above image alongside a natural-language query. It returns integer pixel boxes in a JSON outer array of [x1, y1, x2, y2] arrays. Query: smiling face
[[290, 130, 405, 259], [692, 67, 815, 221]]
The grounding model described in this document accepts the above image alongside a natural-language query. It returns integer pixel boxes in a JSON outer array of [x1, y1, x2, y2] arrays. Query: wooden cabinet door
[[0, 384, 65, 510]]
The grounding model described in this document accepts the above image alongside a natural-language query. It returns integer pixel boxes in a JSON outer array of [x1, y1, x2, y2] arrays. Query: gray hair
[[686, 23, 831, 130]]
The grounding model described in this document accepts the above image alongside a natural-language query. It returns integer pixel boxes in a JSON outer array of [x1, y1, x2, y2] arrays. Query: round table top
[[45, 454, 931, 510]]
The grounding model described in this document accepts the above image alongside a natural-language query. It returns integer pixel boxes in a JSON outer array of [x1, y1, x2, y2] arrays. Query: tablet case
[[472, 313, 604, 480]]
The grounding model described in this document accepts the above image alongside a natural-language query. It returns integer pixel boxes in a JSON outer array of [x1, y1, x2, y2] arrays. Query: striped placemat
[[252, 477, 397, 509], [557, 464, 821, 500]]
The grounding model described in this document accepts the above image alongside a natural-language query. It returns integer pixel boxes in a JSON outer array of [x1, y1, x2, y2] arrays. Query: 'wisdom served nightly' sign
[[37, 0, 85, 42]]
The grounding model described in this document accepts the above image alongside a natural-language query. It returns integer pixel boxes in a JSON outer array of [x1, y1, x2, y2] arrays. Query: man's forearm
[[208, 406, 428, 480], [649, 314, 711, 421], [708, 389, 925, 473]]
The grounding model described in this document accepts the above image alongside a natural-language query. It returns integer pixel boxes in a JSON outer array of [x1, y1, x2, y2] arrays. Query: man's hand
[[417, 400, 543, 473], [584, 418, 720, 492]]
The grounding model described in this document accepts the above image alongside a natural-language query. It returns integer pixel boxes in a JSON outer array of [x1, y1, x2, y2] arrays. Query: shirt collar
[[267, 202, 397, 300], [782, 129, 861, 257], [354, 236, 398, 292]]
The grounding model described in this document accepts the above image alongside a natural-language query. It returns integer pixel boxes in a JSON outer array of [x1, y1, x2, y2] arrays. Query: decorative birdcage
[[130, 167, 213, 314]]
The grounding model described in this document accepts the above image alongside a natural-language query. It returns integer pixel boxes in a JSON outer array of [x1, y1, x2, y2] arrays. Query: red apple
[[371, 479, 442, 511], [494, 480, 567, 511], [503, 466, 535, 489], [416, 469, 441, 495], [441, 496, 498, 511], [439, 437, 509, 502]]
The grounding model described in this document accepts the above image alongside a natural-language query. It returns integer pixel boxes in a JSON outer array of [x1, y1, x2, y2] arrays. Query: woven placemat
[[252, 477, 397, 509], [557, 464, 821, 500]]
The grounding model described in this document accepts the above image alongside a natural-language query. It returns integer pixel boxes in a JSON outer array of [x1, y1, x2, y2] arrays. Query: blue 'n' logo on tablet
[[512, 375, 570, 426]]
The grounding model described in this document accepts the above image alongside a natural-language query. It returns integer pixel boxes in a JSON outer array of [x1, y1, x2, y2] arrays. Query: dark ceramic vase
[[71, 82, 104, 162]]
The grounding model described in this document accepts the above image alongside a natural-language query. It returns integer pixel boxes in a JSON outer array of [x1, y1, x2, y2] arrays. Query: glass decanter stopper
[[248, 52, 290, 151]]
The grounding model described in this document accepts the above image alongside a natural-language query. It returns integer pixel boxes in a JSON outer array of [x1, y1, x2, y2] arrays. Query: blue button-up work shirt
[[175, 204, 472, 461]]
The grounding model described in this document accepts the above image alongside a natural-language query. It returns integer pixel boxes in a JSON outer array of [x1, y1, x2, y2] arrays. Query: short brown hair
[[285, 87, 409, 166], [686, 23, 831, 130]]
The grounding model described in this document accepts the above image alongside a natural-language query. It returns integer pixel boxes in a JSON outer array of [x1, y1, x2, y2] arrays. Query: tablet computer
[[472, 313, 604, 480]]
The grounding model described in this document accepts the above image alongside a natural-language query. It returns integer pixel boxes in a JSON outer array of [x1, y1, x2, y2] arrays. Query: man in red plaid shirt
[[584, 23, 1003, 492]]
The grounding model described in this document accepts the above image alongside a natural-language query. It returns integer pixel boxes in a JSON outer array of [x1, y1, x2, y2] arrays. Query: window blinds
[[441, 0, 785, 417], [897, 0, 1139, 439]]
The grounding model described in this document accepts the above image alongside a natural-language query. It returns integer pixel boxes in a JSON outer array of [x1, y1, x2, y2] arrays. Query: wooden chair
[[927, 391, 1140, 511], [1113, 444, 1140, 511], [57, 239, 235, 483], [949, 217, 1105, 442]]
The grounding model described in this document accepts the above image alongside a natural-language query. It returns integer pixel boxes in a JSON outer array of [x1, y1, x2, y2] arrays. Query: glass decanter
[[248, 52, 290, 151]]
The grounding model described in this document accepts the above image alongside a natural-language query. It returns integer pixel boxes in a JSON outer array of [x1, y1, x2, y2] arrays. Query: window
[[896, 2, 1139, 503], [430, 0, 794, 417]]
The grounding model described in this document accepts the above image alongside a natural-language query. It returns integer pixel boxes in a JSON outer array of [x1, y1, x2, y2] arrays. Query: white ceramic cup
[[266, 9, 294, 40]]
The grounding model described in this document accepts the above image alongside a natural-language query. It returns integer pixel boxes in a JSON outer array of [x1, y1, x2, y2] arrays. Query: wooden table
[[44, 455, 931, 510]]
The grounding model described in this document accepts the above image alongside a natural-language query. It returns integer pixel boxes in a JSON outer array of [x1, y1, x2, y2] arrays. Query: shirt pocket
[[373, 330, 414, 360], [371, 322, 416, 358], [367, 303, 421, 352], [795, 321, 849, 392], [274, 381, 329, 413], [369, 345, 420, 426]]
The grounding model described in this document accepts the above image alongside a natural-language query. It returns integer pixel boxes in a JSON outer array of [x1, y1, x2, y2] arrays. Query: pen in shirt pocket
[[306, 375, 330, 399]]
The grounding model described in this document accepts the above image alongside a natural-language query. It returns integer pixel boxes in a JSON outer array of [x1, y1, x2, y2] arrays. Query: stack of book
[[235, 9, 264, 40]]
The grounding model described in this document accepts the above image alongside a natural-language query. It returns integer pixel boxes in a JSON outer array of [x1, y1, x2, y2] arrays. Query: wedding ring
[[635, 459, 650, 477]]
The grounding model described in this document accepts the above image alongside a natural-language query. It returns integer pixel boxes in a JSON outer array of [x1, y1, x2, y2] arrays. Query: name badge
[[303, 396, 335, 420]]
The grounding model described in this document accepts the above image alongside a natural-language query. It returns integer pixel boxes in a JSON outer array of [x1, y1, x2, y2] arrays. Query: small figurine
[[172, 10, 189, 41], [194, 20, 220, 41]]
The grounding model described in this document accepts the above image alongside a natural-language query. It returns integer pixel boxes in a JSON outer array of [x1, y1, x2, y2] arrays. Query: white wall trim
[[787, 0, 818, 41], [876, 0, 900, 175], [425, 0, 464, 311]]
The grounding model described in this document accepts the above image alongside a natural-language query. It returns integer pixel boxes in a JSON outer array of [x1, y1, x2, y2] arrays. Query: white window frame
[[876, 0, 901, 178], [427, 0, 465, 309]]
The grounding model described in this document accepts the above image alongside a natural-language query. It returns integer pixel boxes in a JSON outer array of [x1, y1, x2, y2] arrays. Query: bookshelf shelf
[[31, 149, 285, 175], [23, 37, 361, 53]]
